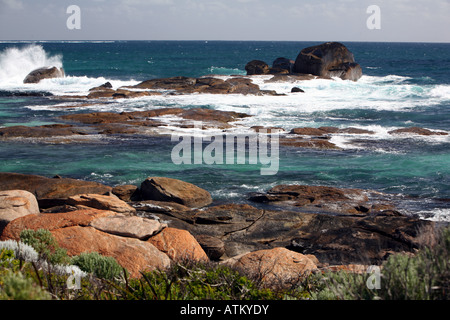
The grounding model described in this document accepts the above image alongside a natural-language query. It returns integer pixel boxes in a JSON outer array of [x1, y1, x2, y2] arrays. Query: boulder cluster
[[0, 172, 434, 286], [245, 42, 363, 81]]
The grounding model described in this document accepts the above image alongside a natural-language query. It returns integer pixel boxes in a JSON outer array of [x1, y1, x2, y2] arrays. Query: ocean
[[0, 41, 449, 222]]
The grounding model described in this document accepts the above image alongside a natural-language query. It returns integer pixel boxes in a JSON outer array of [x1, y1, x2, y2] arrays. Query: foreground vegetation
[[0, 226, 448, 300]]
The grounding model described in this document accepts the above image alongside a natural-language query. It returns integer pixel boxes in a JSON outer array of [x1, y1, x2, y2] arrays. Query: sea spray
[[0, 44, 63, 85]]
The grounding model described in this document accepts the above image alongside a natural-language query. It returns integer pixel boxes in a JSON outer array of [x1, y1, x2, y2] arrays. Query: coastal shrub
[[310, 225, 450, 300], [0, 270, 51, 300], [125, 261, 279, 300], [20, 229, 69, 265], [71, 252, 124, 280]]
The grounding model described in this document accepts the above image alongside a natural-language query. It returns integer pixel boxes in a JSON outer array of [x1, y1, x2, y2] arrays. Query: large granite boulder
[[0, 190, 40, 234], [147, 227, 208, 262], [245, 60, 270, 75], [52, 226, 171, 278], [232, 247, 317, 287], [140, 177, 212, 208], [293, 42, 362, 81], [23, 67, 65, 84]]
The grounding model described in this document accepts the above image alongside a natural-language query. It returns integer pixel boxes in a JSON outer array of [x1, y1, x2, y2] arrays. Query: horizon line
[[1, 39, 449, 44]]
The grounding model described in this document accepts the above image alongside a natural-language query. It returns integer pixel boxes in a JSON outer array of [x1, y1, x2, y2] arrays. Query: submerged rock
[[0, 124, 87, 139], [388, 127, 448, 136], [23, 66, 65, 84], [290, 126, 375, 136]]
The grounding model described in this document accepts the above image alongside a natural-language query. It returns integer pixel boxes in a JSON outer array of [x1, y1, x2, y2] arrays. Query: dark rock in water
[[248, 184, 371, 215], [272, 57, 295, 73], [268, 68, 289, 75], [245, 60, 270, 75], [132, 76, 262, 95], [291, 87, 304, 93], [290, 126, 375, 136], [225, 77, 261, 94], [0, 124, 87, 139], [0, 90, 53, 97], [89, 82, 113, 92], [293, 42, 362, 81], [134, 76, 197, 90], [280, 137, 340, 150], [23, 66, 65, 84], [338, 62, 363, 81], [388, 127, 448, 136]]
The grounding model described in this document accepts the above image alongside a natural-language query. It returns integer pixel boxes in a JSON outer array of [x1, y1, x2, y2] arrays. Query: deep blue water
[[0, 41, 449, 221]]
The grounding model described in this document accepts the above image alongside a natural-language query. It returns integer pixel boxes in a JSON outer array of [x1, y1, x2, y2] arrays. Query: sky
[[0, 0, 449, 42]]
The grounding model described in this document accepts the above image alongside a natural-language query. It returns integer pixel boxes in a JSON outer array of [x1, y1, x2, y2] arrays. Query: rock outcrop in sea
[[244, 41, 362, 81], [293, 42, 362, 81], [23, 66, 65, 84]]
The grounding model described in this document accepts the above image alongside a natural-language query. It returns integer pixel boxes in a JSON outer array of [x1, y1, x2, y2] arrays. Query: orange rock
[[0, 172, 112, 201], [0, 190, 40, 230], [52, 226, 170, 278], [67, 193, 136, 214], [147, 227, 208, 262], [0, 209, 115, 241], [233, 247, 317, 287]]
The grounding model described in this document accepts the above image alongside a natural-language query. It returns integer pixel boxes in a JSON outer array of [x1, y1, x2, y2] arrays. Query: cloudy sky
[[0, 0, 449, 42]]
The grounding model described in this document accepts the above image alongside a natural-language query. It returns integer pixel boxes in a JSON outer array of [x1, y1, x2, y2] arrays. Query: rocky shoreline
[[0, 172, 436, 285], [0, 41, 446, 286]]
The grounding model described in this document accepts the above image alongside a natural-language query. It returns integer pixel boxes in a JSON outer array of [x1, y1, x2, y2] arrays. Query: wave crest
[[0, 44, 63, 85]]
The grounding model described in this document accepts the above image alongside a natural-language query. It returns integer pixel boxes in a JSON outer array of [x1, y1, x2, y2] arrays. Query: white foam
[[0, 44, 139, 95], [0, 44, 63, 86], [418, 208, 450, 222]]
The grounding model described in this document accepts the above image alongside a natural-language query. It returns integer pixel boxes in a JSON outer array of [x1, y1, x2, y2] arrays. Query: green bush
[[71, 252, 124, 280], [125, 262, 280, 300], [0, 249, 15, 268], [0, 271, 51, 300], [309, 225, 450, 300], [20, 229, 69, 265]]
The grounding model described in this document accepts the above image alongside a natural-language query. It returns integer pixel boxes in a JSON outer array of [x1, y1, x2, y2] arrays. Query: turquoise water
[[0, 41, 449, 220]]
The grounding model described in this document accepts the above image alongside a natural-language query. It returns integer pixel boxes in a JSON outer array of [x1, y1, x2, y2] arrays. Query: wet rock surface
[[23, 67, 65, 84]]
